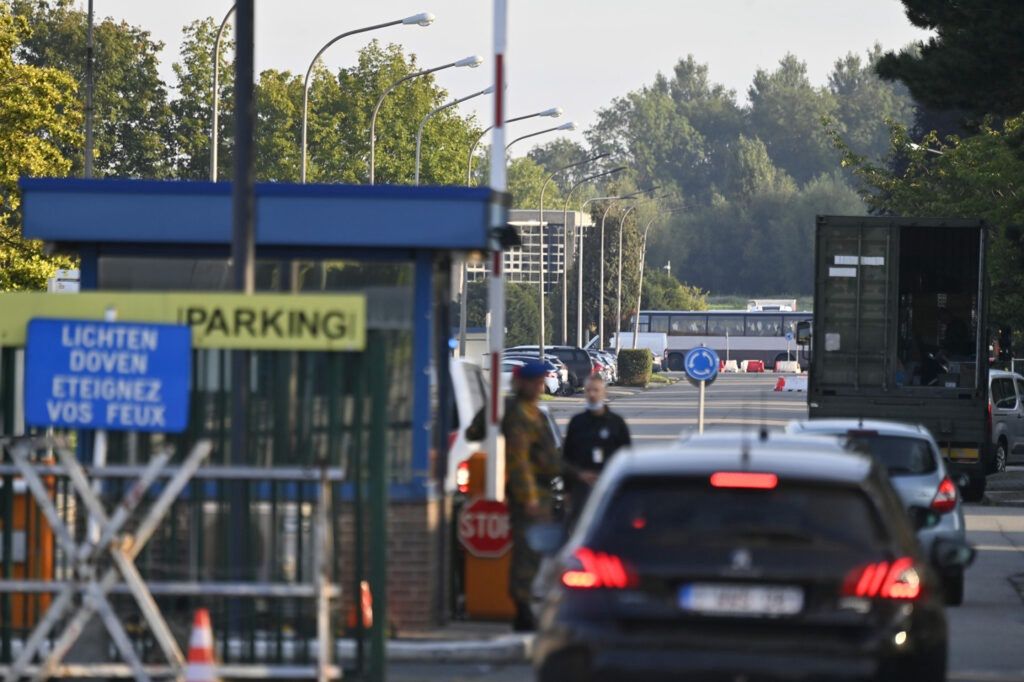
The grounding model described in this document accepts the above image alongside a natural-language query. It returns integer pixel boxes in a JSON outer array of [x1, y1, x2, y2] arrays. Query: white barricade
[[774, 361, 801, 373], [774, 376, 808, 392]]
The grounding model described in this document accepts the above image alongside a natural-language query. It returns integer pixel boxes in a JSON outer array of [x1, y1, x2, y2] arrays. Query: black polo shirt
[[563, 407, 631, 472]]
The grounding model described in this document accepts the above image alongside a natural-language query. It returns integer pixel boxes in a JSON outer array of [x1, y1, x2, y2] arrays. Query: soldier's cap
[[513, 360, 548, 379]]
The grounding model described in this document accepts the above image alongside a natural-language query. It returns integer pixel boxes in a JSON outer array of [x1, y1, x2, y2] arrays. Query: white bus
[[634, 309, 813, 371]]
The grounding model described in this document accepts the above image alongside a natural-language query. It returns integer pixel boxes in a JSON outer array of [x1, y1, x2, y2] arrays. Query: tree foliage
[[0, 4, 80, 290], [835, 118, 1024, 337], [876, 0, 1024, 121], [12, 0, 172, 177]]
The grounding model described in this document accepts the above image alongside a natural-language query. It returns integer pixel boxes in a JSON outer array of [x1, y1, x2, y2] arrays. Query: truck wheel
[[994, 440, 1008, 474], [961, 473, 986, 503], [943, 569, 965, 606], [667, 354, 684, 372]]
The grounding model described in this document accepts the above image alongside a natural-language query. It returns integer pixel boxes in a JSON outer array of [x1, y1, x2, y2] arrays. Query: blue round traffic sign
[[684, 346, 719, 383], [785, 330, 794, 343]]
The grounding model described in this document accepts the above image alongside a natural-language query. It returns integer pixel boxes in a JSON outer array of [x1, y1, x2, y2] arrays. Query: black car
[[531, 432, 973, 682], [506, 345, 594, 388]]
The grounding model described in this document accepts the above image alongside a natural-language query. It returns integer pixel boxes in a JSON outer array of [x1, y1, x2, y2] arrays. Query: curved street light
[[633, 208, 685, 348], [415, 85, 493, 185], [504, 121, 576, 155], [457, 108, 565, 356], [210, 3, 236, 181], [535, 153, 609, 357], [370, 55, 483, 184], [466, 107, 562, 185], [564, 167, 627, 347], [299, 12, 435, 183]]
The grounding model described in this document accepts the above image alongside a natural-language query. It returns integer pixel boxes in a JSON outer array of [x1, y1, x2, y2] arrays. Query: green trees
[[12, 0, 172, 178], [573, 48, 911, 296], [876, 0, 1024, 121], [0, 5, 80, 289]]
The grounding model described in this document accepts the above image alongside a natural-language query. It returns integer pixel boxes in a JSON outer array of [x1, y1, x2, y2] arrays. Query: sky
[[86, 0, 931, 152]]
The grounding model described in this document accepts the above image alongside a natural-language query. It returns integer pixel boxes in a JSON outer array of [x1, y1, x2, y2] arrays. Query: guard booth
[[0, 178, 504, 681]]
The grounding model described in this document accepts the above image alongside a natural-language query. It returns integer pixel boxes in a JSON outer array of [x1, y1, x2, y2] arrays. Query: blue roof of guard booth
[[20, 178, 500, 251]]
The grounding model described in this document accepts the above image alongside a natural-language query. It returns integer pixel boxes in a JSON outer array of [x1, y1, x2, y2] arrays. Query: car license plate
[[679, 584, 804, 617]]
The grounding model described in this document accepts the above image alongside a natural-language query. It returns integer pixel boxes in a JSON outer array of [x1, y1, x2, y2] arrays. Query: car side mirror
[[525, 522, 566, 557], [907, 505, 940, 531], [932, 538, 976, 571]]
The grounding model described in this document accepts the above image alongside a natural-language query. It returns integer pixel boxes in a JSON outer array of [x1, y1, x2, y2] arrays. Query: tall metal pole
[[615, 208, 627, 354], [229, 0, 255, 636], [211, 4, 236, 181], [416, 86, 492, 185], [633, 218, 655, 348], [460, 109, 561, 357], [371, 57, 481, 185], [300, 14, 435, 183], [608, 204, 636, 349], [485, 0, 508, 503], [84, 0, 94, 178]]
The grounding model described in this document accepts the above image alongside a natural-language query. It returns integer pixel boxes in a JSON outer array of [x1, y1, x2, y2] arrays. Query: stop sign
[[458, 498, 512, 558]]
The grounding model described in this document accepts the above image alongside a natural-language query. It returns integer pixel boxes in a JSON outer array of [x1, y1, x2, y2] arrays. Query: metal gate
[[0, 329, 407, 680]]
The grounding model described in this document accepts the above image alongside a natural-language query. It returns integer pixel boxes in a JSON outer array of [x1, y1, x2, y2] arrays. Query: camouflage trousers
[[508, 495, 552, 604]]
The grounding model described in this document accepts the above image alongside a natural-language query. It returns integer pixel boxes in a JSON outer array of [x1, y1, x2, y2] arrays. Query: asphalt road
[[393, 374, 1024, 680]]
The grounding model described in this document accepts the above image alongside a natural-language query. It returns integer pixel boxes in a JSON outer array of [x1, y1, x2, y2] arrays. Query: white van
[[990, 369, 1024, 472]]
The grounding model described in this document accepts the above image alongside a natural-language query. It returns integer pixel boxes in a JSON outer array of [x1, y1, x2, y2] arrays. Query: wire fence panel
[[0, 329, 404, 679]]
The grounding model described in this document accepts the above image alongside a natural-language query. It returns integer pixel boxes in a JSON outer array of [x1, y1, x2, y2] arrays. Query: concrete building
[[466, 209, 592, 293]]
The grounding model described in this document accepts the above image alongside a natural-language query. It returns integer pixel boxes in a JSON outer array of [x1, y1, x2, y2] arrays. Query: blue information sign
[[684, 346, 719, 383], [25, 319, 192, 433]]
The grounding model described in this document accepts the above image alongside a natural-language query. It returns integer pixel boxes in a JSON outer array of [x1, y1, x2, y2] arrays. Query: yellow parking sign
[[0, 292, 366, 351]]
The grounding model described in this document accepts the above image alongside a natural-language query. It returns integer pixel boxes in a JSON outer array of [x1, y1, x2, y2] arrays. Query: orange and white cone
[[185, 608, 219, 682]]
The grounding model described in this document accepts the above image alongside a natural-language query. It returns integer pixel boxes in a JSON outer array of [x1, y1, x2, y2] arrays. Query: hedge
[[617, 349, 652, 387]]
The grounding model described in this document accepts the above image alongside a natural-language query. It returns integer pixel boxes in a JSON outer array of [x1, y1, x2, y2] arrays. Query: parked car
[[502, 358, 561, 396], [587, 350, 613, 384], [506, 345, 594, 389], [989, 368, 1024, 472], [786, 419, 969, 604], [530, 431, 972, 682], [505, 352, 577, 395]]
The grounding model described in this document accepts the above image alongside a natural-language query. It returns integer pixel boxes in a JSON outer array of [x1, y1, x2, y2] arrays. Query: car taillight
[[561, 547, 635, 590], [456, 460, 470, 495], [709, 471, 778, 490], [841, 557, 921, 600], [931, 476, 958, 514], [986, 402, 993, 439]]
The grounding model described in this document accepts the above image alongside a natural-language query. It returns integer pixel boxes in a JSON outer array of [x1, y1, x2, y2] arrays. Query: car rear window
[[588, 477, 885, 559], [843, 434, 937, 476]]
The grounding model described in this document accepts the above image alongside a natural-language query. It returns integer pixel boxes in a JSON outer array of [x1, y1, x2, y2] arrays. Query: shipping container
[[809, 216, 990, 500]]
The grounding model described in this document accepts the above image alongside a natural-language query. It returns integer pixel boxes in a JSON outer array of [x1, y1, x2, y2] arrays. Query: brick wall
[[336, 497, 442, 632]]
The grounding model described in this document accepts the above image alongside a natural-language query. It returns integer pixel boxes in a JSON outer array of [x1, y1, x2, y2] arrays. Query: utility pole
[[228, 0, 255, 639], [84, 0, 94, 178]]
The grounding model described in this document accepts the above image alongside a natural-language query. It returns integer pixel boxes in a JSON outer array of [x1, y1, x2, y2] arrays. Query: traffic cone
[[346, 580, 374, 631], [774, 377, 786, 392], [185, 608, 219, 682]]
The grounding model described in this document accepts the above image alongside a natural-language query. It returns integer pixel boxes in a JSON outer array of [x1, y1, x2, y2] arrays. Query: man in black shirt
[[563, 374, 631, 524]]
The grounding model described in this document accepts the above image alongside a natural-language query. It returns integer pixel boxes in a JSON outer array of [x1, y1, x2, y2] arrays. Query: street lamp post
[[616, 205, 638, 350], [633, 209, 683, 348], [535, 154, 611, 359], [466, 107, 562, 185], [565, 167, 627, 348], [457, 107, 563, 359], [504, 122, 576, 155], [415, 85, 493, 185], [370, 55, 483, 185], [210, 3, 236, 181], [300, 12, 435, 184]]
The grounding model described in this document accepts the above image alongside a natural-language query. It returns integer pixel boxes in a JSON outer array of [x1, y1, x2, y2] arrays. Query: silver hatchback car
[[786, 419, 967, 605]]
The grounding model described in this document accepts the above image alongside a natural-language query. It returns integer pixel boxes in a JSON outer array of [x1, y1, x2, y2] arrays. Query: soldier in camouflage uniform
[[462, 360, 561, 630], [503, 360, 561, 631]]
